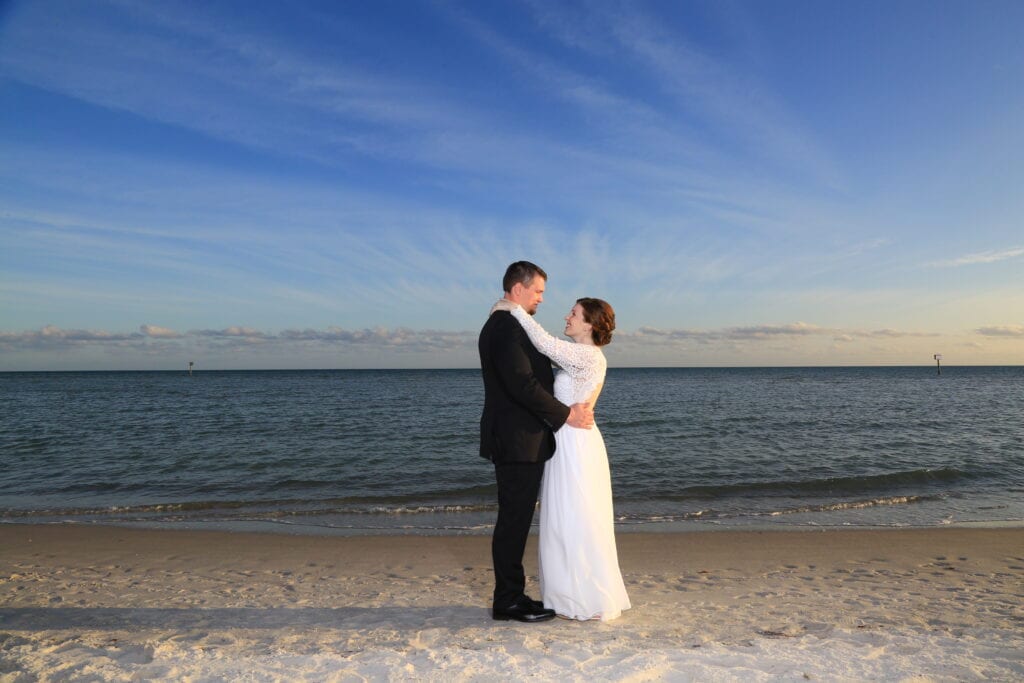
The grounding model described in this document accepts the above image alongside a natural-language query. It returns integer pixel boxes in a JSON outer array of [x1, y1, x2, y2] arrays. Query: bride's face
[[564, 304, 593, 342]]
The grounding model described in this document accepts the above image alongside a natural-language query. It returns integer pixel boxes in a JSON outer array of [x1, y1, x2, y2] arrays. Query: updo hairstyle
[[576, 297, 615, 346]]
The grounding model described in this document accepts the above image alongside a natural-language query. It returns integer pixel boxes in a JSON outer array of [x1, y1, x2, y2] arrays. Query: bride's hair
[[577, 298, 615, 346]]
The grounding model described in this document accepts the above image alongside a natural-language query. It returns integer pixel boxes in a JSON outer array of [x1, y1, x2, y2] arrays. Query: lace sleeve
[[510, 306, 600, 377]]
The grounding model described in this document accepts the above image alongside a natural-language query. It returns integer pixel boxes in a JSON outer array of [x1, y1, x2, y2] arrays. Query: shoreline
[[3, 522, 1022, 572], [2, 525, 1022, 680], [4, 515, 1022, 538]]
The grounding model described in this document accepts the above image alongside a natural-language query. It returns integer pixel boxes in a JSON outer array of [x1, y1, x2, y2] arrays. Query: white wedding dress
[[510, 307, 631, 622]]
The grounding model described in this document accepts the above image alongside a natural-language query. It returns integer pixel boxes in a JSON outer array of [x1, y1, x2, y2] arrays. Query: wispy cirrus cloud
[[0, 1, 521, 175], [929, 247, 1024, 268], [442, 0, 848, 234], [0, 0, 890, 326], [552, 2, 838, 187]]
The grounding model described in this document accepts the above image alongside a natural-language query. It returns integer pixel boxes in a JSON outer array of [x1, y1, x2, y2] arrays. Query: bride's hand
[[566, 402, 594, 429], [490, 299, 519, 315]]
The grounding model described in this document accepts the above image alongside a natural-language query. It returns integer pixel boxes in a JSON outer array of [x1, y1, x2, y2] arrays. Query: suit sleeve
[[491, 316, 570, 431]]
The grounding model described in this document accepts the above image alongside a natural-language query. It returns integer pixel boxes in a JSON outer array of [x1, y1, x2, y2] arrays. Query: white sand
[[1, 525, 1022, 681]]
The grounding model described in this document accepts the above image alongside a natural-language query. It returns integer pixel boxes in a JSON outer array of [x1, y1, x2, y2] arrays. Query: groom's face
[[514, 276, 546, 315]]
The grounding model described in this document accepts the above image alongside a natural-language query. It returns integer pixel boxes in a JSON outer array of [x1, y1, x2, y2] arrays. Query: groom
[[479, 260, 594, 623]]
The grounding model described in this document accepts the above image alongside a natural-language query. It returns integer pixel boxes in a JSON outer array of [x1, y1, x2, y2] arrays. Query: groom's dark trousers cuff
[[492, 461, 545, 609]]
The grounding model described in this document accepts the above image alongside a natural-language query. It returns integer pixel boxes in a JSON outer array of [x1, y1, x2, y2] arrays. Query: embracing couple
[[479, 260, 631, 623]]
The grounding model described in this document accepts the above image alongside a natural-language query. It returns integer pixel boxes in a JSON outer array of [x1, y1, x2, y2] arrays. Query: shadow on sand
[[0, 605, 488, 632]]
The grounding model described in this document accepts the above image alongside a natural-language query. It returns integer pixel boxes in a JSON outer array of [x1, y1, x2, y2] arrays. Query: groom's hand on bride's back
[[566, 402, 594, 429]]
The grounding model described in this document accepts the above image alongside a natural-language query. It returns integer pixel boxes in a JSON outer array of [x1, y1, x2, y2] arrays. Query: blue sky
[[1, 0, 1022, 369]]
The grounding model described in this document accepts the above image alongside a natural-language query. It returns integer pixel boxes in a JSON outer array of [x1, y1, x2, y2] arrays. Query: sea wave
[[0, 499, 498, 520], [0, 483, 501, 519], [765, 494, 942, 516], [645, 467, 971, 501]]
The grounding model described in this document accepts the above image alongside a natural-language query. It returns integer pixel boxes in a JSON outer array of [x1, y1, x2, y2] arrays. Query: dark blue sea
[[2, 367, 1022, 535]]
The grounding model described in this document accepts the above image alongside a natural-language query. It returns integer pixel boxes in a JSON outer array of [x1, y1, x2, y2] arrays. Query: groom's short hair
[[503, 261, 547, 293]]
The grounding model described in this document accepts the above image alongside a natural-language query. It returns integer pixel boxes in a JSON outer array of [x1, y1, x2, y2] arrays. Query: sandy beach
[[1, 525, 1021, 681]]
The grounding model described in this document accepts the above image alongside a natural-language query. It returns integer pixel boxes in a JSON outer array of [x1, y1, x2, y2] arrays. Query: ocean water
[[2, 367, 1022, 535]]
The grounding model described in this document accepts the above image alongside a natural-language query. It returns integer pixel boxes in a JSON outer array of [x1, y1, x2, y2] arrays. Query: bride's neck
[[568, 332, 595, 346]]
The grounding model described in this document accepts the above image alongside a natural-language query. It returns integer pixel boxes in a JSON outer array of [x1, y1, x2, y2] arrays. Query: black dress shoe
[[524, 595, 545, 610], [492, 599, 556, 623]]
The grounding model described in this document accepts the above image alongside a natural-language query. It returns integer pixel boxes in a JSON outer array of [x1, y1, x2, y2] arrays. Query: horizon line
[[2, 363, 1019, 373]]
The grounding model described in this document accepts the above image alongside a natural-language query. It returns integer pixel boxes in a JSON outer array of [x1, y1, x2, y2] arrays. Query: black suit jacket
[[479, 310, 570, 463]]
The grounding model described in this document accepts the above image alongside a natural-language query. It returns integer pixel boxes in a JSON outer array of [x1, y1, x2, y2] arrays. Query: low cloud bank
[[0, 320, 983, 355], [0, 324, 479, 354], [629, 323, 939, 344], [976, 325, 1024, 338]]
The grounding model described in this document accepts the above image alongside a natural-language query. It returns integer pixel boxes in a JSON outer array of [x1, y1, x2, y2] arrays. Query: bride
[[491, 296, 630, 622]]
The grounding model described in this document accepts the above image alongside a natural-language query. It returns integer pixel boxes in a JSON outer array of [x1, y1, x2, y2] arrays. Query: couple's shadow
[[0, 605, 485, 632]]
